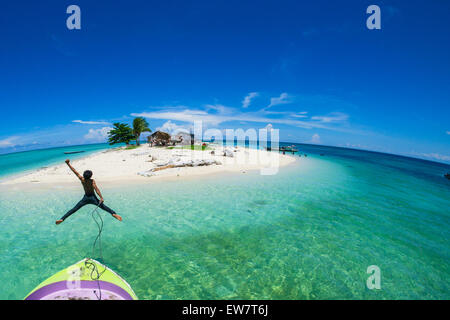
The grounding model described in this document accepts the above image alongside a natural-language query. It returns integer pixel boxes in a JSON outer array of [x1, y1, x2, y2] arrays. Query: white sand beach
[[1, 144, 296, 188]]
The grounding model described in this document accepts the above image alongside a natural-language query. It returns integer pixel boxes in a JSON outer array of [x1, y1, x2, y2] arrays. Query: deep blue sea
[[0, 142, 449, 299]]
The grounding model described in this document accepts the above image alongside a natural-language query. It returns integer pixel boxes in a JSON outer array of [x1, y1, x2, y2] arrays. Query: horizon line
[[0, 139, 449, 167]]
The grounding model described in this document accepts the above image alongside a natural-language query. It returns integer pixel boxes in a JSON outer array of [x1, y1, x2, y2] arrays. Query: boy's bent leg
[[98, 202, 116, 215], [57, 198, 88, 223], [98, 202, 122, 221]]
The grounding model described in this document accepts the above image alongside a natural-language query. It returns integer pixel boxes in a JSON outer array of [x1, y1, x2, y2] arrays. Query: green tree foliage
[[132, 117, 151, 146], [107, 122, 135, 145]]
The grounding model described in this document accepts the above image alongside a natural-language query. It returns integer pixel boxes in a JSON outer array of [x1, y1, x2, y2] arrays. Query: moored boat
[[25, 258, 138, 300]]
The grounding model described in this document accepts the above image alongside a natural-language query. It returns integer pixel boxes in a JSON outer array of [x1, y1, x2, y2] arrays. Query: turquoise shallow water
[[0, 144, 449, 299]]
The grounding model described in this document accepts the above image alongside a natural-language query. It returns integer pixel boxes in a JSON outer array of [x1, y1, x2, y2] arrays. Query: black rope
[[84, 203, 107, 300], [90, 204, 104, 260]]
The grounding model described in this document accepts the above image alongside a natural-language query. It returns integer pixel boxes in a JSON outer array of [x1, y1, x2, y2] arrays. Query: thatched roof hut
[[170, 132, 192, 146], [148, 131, 171, 146]]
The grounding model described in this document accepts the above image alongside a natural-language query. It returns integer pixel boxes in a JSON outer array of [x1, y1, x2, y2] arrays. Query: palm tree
[[107, 123, 135, 145], [133, 117, 151, 146]]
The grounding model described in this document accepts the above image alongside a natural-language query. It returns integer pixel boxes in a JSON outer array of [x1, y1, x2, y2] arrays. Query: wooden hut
[[170, 132, 191, 146], [148, 131, 171, 146]]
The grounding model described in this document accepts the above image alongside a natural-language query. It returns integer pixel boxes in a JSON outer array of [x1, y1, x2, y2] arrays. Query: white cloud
[[411, 152, 450, 163], [0, 136, 19, 148], [133, 107, 224, 126], [311, 112, 348, 123], [156, 120, 191, 135], [84, 127, 113, 142], [205, 104, 233, 115], [291, 111, 308, 118], [73, 120, 111, 125], [302, 28, 319, 37], [132, 105, 354, 133], [267, 92, 291, 108], [310, 133, 321, 144], [241, 92, 259, 108], [446, 131, 450, 135], [264, 124, 273, 132], [345, 142, 369, 150]]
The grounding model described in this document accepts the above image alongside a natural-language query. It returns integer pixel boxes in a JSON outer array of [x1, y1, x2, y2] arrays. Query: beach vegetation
[[108, 122, 135, 145], [133, 117, 151, 146], [172, 144, 211, 151]]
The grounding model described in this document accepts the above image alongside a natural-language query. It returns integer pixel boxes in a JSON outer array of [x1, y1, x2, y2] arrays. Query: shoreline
[[0, 145, 296, 191], [0, 147, 122, 184]]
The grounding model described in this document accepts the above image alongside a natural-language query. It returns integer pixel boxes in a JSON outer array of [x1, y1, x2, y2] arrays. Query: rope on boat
[[84, 202, 107, 300]]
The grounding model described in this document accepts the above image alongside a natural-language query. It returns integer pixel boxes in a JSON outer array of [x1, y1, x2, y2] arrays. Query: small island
[[1, 118, 295, 187]]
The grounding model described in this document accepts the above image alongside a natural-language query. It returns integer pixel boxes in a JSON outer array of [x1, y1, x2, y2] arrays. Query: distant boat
[[64, 151, 85, 155], [279, 146, 298, 153]]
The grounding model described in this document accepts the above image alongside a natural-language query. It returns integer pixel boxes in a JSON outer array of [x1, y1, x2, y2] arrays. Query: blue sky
[[0, 0, 449, 162]]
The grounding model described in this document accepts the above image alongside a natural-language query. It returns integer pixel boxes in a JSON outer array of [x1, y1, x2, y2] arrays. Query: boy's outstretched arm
[[93, 180, 104, 203], [93, 180, 122, 221], [65, 159, 83, 180]]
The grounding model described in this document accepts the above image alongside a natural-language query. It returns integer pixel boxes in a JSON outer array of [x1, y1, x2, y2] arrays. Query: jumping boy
[[55, 159, 123, 224]]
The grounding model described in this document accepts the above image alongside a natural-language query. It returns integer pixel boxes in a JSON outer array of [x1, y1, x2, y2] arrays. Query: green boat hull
[[25, 258, 138, 300]]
